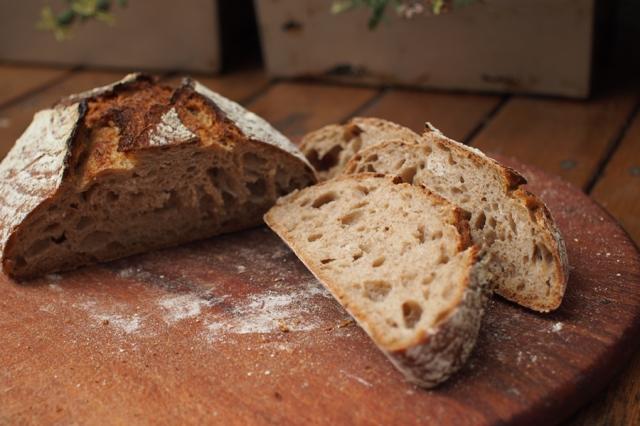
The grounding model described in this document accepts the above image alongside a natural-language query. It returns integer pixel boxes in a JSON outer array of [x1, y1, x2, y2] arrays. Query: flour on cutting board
[[206, 279, 332, 340], [76, 301, 143, 335], [158, 293, 226, 324]]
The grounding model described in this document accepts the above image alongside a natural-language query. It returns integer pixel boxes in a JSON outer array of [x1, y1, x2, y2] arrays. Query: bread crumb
[[278, 320, 290, 333], [551, 322, 563, 333], [236, 265, 247, 273], [338, 319, 354, 328]]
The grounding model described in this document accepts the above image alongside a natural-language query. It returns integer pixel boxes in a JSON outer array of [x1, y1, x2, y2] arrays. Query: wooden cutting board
[[1, 158, 639, 425]]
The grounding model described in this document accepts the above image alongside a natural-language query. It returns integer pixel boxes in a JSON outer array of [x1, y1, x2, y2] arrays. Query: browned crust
[[264, 173, 484, 388], [342, 127, 569, 312]]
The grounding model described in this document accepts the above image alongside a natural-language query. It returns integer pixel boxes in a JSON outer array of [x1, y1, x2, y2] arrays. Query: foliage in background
[[38, 0, 128, 40], [331, 0, 478, 29]]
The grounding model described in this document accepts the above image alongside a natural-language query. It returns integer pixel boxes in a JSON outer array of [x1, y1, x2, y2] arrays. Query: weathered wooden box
[[254, 0, 595, 98], [0, 0, 221, 72]]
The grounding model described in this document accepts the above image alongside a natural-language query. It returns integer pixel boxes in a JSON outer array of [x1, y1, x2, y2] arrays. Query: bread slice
[[0, 74, 316, 280], [344, 124, 568, 312], [300, 117, 419, 181], [264, 173, 486, 387]]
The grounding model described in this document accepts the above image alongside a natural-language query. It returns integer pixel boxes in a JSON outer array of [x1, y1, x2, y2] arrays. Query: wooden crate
[[255, 0, 595, 98], [0, 0, 221, 72]]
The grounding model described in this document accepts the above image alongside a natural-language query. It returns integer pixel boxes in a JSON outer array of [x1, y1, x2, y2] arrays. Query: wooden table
[[0, 63, 638, 425]]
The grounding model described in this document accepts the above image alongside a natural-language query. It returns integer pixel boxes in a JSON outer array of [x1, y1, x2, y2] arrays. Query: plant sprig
[[331, 0, 479, 29], [38, 0, 128, 41]]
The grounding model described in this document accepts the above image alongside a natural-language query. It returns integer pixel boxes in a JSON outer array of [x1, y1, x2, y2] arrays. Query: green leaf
[[432, 0, 445, 15], [56, 9, 75, 26]]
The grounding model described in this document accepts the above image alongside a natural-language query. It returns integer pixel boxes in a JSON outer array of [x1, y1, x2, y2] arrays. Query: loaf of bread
[[0, 74, 316, 279], [264, 173, 486, 387], [300, 117, 419, 181], [343, 123, 568, 312]]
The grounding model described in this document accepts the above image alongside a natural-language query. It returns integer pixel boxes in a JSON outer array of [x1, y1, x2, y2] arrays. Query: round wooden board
[[1, 158, 639, 425]]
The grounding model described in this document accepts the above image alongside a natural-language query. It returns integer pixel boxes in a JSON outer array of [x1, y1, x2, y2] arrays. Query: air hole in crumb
[[516, 282, 525, 291], [394, 158, 406, 169], [340, 210, 363, 225], [448, 152, 456, 165], [299, 198, 311, 207], [508, 214, 517, 233], [365, 154, 378, 162], [422, 273, 435, 285], [52, 233, 67, 244], [451, 187, 462, 195], [363, 280, 391, 302], [485, 230, 496, 245], [475, 212, 486, 230], [487, 217, 497, 228], [431, 230, 443, 240], [352, 200, 368, 209], [438, 253, 450, 264], [312, 192, 337, 208], [247, 178, 267, 198], [356, 185, 370, 195], [416, 225, 426, 244], [402, 301, 423, 328], [307, 146, 343, 172], [364, 164, 376, 173], [459, 176, 465, 183], [399, 166, 417, 183], [307, 233, 323, 242], [320, 258, 335, 264], [352, 251, 363, 261], [372, 256, 385, 268]]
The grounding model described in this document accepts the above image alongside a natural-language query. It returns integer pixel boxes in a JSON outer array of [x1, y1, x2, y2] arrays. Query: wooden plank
[[567, 113, 640, 426], [359, 89, 503, 141], [0, 64, 70, 107], [470, 91, 638, 189], [246, 82, 379, 142], [164, 68, 270, 104], [591, 113, 640, 241], [0, 70, 126, 159]]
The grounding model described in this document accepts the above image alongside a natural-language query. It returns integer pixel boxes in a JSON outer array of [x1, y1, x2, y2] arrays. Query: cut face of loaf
[[0, 74, 316, 279], [264, 174, 486, 388], [300, 117, 419, 181], [344, 127, 568, 312]]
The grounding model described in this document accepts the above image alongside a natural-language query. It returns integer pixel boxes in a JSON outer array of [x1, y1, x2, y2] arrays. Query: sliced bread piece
[[300, 117, 419, 181], [0, 74, 316, 280], [344, 125, 568, 312], [264, 173, 486, 388]]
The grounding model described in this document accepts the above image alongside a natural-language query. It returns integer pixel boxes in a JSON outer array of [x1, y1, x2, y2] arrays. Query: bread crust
[[265, 173, 486, 388], [0, 74, 315, 278], [342, 124, 569, 312]]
